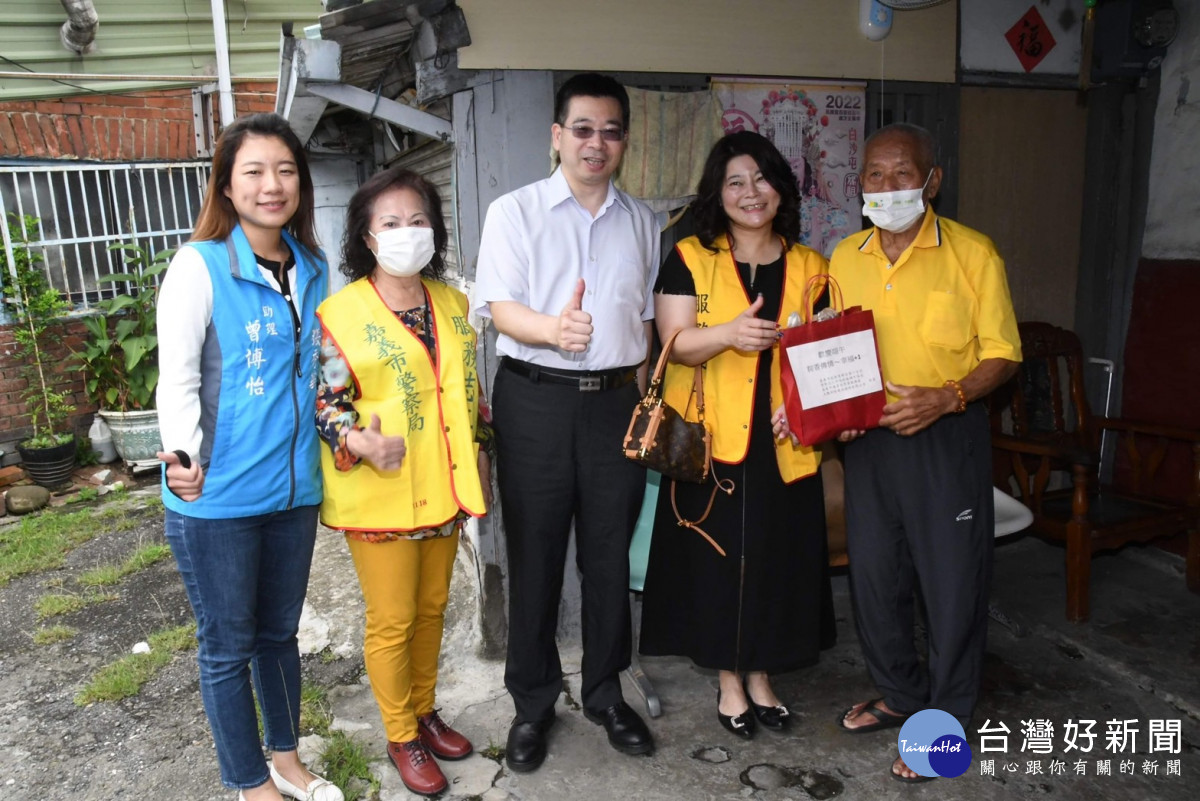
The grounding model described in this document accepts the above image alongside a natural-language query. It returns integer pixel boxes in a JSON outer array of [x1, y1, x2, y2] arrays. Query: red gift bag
[[778, 275, 886, 446]]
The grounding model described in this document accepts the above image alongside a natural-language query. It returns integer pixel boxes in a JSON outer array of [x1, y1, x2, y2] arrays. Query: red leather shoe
[[387, 739, 448, 796], [418, 710, 474, 760]]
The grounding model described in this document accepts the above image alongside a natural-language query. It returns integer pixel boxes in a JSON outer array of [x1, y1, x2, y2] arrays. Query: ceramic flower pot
[[97, 409, 162, 463]]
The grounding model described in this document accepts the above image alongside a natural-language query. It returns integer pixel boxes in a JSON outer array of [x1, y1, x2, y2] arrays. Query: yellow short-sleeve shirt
[[829, 210, 1021, 400]]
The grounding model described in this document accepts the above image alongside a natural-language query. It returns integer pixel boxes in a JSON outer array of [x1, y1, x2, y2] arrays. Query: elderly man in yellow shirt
[[829, 123, 1022, 783]]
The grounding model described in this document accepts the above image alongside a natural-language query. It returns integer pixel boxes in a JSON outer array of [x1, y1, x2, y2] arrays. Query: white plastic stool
[[994, 487, 1034, 538]]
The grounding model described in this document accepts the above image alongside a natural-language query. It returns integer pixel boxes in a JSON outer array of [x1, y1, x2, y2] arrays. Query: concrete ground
[[302, 530, 1200, 800]]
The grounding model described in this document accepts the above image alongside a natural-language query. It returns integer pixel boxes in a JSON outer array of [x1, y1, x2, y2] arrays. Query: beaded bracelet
[[943, 379, 968, 414]]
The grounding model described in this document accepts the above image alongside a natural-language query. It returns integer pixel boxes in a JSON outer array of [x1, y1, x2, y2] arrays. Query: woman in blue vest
[[315, 167, 491, 797], [156, 113, 341, 801], [639, 131, 835, 740]]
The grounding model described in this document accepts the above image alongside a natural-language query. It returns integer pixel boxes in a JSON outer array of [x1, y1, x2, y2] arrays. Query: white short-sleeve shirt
[[473, 168, 660, 371]]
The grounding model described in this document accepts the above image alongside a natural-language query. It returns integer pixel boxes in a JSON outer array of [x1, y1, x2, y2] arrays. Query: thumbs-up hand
[[348, 413, 408, 471], [726, 294, 777, 352], [156, 449, 205, 501], [556, 278, 593, 352]]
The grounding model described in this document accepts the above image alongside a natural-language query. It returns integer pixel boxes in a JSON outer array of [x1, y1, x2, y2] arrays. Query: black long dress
[[638, 249, 834, 673]]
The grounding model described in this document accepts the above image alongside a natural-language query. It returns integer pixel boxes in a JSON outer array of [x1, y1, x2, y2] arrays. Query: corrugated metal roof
[[0, 0, 323, 101]]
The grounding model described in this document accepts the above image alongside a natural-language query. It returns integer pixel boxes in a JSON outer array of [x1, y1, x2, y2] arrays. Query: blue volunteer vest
[[161, 224, 326, 518]]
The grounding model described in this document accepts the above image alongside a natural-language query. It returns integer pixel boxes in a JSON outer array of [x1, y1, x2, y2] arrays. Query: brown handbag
[[623, 331, 710, 483], [623, 331, 733, 555]]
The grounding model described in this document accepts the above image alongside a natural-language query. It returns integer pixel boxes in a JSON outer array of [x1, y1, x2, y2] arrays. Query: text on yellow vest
[[318, 277, 485, 531], [664, 236, 825, 483]]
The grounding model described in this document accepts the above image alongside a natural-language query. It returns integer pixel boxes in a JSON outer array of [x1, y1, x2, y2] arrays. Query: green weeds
[[32, 624, 77, 644], [74, 623, 196, 705], [34, 590, 118, 619], [320, 731, 379, 801], [298, 685, 378, 801], [78, 543, 171, 587], [64, 487, 100, 505], [300, 684, 333, 735], [0, 502, 157, 586]]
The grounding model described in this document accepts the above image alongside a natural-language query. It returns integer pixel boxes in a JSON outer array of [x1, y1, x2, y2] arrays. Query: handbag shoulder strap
[[648, 329, 684, 387], [651, 328, 731, 555], [657, 329, 706, 423], [670, 470, 735, 556]]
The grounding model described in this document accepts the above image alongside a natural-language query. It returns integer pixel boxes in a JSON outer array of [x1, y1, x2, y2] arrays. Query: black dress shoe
[[717, 688, 755, 740], [505, 717, 553, 773], [583, 701, 654, 755], [745, 679, 791, 731], [748, 699, 791, 730]]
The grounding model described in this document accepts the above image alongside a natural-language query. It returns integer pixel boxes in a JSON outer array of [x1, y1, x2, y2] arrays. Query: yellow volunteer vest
[[318, 277, 485, 531], [663, 236, 824, 483]]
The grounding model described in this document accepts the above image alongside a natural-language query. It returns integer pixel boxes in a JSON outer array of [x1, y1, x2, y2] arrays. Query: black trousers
[[842, 403, 994, 727], [493, 365, 646, 723]]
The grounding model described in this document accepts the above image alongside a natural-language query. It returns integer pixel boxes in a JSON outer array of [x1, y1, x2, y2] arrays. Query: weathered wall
[[1143, 4, 1200, 259], [0, 80, 279, 462], [310, 155, 368, 289], [457, 0, 957, 83], [958, 86, 1088, 330], [452, 71, 558, 656], [0, 81, 276, 161]]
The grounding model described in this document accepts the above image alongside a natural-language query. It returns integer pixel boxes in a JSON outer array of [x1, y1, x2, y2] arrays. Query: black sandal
[[837, 698, 909, 734]]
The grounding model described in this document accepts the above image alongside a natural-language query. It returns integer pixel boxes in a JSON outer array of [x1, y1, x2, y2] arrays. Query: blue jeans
[[165, 505, 319, 789]]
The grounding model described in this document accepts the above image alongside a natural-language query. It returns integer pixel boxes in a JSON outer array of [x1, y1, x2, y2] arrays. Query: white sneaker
[[269, 764, 345, 801]]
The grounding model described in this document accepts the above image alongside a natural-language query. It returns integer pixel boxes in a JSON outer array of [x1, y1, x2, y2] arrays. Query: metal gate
[[0, 161, 210, 318]]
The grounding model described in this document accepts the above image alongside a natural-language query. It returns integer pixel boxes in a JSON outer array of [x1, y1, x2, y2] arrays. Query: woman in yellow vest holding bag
[[639, 131, 834, 740], [315, 168, 491, 797]]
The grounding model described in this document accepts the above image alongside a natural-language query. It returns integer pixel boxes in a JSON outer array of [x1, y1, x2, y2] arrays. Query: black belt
[[501, 357, 637, 392]]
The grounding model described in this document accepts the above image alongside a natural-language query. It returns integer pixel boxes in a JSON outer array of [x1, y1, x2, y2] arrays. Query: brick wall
[[0, 318, 96, 459], [0, 81, 277, 161], [0, 80, 277, 458]]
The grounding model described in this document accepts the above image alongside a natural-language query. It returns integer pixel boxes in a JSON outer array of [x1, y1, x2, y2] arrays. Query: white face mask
[[369, 226, 435, 277], [861, 169, 934, 233]]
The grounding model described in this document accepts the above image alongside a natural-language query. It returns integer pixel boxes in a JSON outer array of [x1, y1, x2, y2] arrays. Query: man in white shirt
[[474, 73, 660, 773]]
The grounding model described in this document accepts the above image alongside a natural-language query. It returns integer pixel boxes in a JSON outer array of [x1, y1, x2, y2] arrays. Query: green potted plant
[[73, 235, 171, 463], [3, 213, 77, 488]]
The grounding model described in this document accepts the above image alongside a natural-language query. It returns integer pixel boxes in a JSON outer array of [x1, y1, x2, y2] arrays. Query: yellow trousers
[[346, 532, 458, 743]]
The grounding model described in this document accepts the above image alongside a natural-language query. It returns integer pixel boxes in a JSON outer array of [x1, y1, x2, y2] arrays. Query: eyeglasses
[[563, 125, 626, 142]]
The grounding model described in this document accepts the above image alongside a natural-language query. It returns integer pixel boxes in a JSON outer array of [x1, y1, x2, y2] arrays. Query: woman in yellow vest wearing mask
[[315, 168, 491, 796], [639, 131, 834, 740]]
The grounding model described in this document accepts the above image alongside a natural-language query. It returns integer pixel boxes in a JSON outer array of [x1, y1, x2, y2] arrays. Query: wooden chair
[[989, 321, 1200, 622]]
